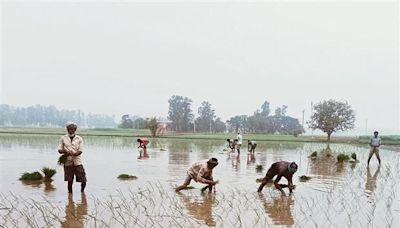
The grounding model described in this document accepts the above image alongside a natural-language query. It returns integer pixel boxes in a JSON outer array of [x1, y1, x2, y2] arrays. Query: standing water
[[0, 134, 399, 227]]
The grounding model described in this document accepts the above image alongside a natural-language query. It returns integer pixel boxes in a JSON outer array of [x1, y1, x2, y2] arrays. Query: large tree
[[168, 95, 194, 132], [308, 100, 355, 141], [195, 101, 215, 132]]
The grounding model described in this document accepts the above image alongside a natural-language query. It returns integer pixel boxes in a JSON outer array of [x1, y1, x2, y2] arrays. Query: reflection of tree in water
[[61, 193, 88, 228], [177, 192, 216, 227], [309, 144, 346, 177], [258, 193, 294, 226], [365, 166, 380, 198]]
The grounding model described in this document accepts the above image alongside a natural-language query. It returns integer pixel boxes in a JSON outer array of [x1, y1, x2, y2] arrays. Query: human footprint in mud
[[176, 158, 219, 192], [257, 161, 298, 194]]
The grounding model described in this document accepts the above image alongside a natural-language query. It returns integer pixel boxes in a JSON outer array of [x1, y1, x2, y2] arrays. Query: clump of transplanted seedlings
[[299, 175, 311, 182], [19, 171, 43, 181], [118, 174, 138, 180], [337, 153, 350, 162], [42, 167, 56, 181]]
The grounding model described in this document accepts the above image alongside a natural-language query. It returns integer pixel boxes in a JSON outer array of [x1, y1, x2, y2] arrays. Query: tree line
[[0, 104, 117, 128]]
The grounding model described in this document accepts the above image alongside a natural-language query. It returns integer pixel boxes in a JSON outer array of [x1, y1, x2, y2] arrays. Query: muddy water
[[0, 134, 399, 227]]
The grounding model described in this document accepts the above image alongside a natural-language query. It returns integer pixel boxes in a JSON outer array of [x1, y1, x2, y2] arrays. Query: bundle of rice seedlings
[[337, 153, 350, 162], [351, 153, 357, 161], [19, 171, 43, 181], [42, 167, 56, 181], [184, 186, 195, 189], [57, 155, 68, 166], [310, 151, 317, 157], [117, 174, 138, 180], [299, 175, 311, 182], [256, 165, 263, 172]]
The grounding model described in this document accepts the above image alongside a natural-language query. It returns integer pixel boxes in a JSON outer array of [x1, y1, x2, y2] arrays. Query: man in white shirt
[[236, 132, 243, 154], [176, 158, 219, 192], [368, 131, 381, 166], [58, 122, 87, 194]]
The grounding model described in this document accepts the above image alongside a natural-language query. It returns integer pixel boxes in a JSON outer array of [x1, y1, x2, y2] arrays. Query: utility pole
[[365, 119, 368, 135], [310, 102, 314, 137], [301, 109, 305, 128]]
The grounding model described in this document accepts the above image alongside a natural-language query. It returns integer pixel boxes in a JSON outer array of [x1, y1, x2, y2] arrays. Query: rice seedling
[[41, 167, 56, 181], [299, 175, 311, 182], [310, 151, 317, 157], [19, 171, 43, 181], [117, 174, 138, 180], [57, 155, 67, 166], [256, 165, 263, 172], [183, 186, 195, 190], [351, 153, 357, 161], [256, 178, 264, 183], [337, 153, 350, 162]]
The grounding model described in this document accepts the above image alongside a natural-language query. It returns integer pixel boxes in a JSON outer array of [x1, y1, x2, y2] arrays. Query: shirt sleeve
[[58, 137, 64, 151], [196, 167, 208, 184]]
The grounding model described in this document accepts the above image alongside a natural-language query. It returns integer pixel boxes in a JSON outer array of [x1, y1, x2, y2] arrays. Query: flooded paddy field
[[0, 134, 399, 227]]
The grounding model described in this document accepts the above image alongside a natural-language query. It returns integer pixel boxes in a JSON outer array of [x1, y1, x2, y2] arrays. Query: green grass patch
[[42, 167, 56, 181], [337, 153, 350, 162], [299, 175, 311, 182], [117, 174, 138, 180], [19, 171, 43, 181]]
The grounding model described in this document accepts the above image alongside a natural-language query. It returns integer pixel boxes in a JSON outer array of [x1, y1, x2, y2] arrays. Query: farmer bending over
[[137, 138, 149, 158], [257, 161, 298, 194], [176, 158, 219, 192], [248, 140, 257, 155]]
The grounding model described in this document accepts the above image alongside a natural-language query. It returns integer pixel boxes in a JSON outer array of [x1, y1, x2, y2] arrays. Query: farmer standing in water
[[368, 131, 381, 166], [236, 132, 243, 154], [176, 158, 219, 192], [58, 122, 87, 194]]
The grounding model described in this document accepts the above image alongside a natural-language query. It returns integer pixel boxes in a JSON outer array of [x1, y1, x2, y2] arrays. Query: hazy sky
[[1, 1, 399, 135]]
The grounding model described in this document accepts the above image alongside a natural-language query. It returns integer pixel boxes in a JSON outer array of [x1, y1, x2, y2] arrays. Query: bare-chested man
[[257, 161, 298, 193]]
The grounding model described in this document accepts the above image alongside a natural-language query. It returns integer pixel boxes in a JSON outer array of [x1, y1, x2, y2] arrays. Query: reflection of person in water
[[177, 192, 216, 226], [61, 193, 88, 228], [258, 193, 294, 226], [365, 166, 380, 197], [247, 153, 256, 165]]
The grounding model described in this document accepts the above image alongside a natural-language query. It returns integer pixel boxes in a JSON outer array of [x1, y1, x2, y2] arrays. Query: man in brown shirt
[[176, 158, 219, 192], [58, 122, 87, 194]]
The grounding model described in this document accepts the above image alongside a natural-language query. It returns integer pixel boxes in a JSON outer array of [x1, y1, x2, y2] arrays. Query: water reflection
[[20, 180, 56, 192], [247, 153, 256, 165], [61, 193, 88, 228], [365, 166, 380, 198], [258, 193, 294, 226], [177, 192, 216, 226]]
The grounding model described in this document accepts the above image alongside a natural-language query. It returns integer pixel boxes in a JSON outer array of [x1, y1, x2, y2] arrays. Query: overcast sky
[[1, 1, 399, 135]]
